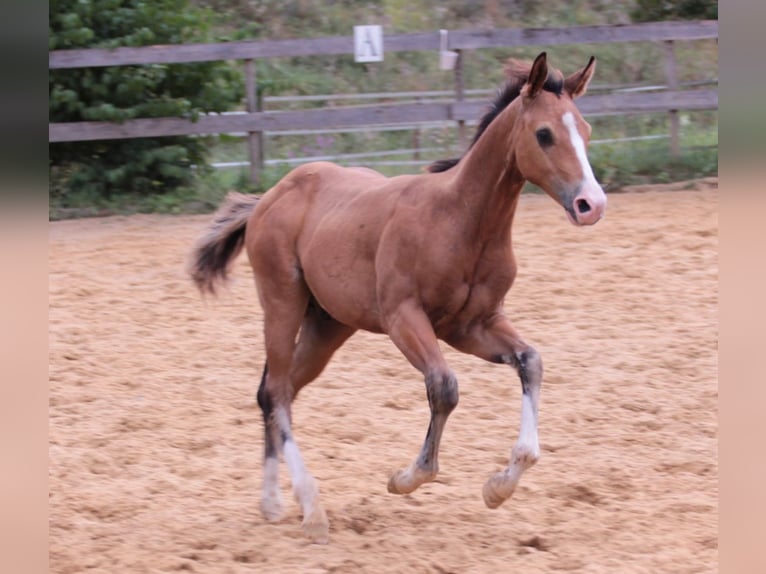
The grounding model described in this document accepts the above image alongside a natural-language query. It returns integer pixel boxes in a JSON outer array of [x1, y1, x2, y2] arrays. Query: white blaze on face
[[562, 111, 600, 190], [561, 111, 607, 223]]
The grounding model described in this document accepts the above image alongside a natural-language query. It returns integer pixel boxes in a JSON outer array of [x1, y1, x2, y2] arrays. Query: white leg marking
[[517, 393, 540, 456], [272, 408, 329, 542], [482, 393, 541, 509], [260, 456, 283, 521], [283, 439, 329, 543], [283, 439, 312, 503]]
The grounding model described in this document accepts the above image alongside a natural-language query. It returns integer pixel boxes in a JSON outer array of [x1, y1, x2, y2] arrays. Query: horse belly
[[300, 237, 384, 333]]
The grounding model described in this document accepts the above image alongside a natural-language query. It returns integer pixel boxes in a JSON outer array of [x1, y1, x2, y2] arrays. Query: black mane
[[427, 71, 563, 173]]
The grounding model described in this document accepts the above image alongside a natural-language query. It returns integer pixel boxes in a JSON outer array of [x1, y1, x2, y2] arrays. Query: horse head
[[510, 52, 606, 226]]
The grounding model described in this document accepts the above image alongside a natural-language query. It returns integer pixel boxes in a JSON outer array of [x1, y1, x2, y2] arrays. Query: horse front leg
[[385, 303, 459, 495], [387, 369, 459, 494], [449, 314, 542, 508], [483, 346, 542, 508]]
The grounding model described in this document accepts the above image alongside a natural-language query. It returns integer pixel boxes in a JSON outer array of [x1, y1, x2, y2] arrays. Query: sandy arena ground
[[49, 181, 718, 573]]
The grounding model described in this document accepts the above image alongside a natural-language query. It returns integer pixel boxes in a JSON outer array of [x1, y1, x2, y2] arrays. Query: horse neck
[[450, 101, 526, 241]]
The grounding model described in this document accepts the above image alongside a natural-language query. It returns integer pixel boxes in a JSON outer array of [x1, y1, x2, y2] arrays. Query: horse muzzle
[[566, 186, 607, 226]]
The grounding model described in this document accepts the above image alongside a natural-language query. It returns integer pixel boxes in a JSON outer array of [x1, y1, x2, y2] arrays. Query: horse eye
[[536, 128, 554, 147]]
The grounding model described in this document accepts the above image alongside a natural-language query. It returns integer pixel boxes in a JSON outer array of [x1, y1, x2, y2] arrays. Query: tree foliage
[[630, 0, 717, 22], [49, 0, 243, 199]]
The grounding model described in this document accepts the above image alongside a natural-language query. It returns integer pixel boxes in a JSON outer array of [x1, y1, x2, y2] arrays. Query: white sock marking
[[283, 439, 307, 484], [263, 456, 280, 492], [518, 393, 539, 453], [284, 439, 319, 512], [260, 456, 283, 519]]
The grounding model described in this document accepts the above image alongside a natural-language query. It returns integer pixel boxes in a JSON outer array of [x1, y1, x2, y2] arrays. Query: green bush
[[630, 0, 717, 22], [49, 0, 243, 202]]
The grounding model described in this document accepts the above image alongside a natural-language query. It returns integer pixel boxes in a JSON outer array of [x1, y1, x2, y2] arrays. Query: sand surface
[[49, 182, 718, 573]]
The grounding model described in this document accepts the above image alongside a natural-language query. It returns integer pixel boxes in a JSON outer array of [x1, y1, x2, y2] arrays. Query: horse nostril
[[576, 198, 591, 214]]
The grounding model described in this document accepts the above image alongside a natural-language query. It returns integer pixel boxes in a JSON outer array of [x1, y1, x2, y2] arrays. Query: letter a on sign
[[354, 25, 383, 63]]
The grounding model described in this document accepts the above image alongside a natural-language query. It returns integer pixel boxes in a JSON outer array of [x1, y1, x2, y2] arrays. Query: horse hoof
[[388, 464, 438, 495], [482, 472, 514, 509], [302, 506, 330, 544], [260, 495, 284, 522], [387, 471, 406, 494], [387, 469, 416, 495]]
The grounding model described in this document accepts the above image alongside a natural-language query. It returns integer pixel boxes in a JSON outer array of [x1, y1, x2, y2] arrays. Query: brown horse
[[190, 52, 606, 543]]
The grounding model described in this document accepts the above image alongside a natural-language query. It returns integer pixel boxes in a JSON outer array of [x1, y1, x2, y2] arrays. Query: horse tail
[[188, 192, 260, 296]]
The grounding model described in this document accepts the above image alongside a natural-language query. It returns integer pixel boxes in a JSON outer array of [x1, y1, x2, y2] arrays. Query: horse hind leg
[[249, 254, 329, 544], [256, 295, 355, 543], [276, 408, 329, 543], [256, 363, 284, 522], [288, 301, 356, 395], [260, 364, 330, 543]]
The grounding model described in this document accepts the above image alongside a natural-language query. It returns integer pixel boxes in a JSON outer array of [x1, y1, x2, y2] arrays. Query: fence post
[[245, 59, 263, 185], [663, 40, 680, 157], [413, 95, 422, 162], [453, 49, 466, 152]]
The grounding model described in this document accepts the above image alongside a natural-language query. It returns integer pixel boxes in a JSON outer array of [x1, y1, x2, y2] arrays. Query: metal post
[[453, 50, 466, 152], [245, 59, 263, 185], [663, 40, 680, 157], [412, 95, 422, 161]]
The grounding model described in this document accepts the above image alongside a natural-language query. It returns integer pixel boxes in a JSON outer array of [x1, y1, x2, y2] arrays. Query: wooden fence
[[49, 20, 718, 183]]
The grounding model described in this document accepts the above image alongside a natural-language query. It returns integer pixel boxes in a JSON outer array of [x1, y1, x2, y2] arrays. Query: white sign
[[439, 29, 458, 70], [354, 25, 384, 63]]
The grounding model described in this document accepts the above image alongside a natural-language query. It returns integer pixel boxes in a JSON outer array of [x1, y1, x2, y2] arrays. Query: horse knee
[[516, 347, 542, 392], [426, 371, 459, 414], [518, 346, 542, 372]]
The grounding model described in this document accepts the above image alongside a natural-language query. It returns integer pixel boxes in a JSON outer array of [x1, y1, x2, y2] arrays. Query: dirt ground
[[49, 181, 718, 573]]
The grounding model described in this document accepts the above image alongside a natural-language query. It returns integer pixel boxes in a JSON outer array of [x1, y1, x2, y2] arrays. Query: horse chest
[[423, 257, 516, 333]]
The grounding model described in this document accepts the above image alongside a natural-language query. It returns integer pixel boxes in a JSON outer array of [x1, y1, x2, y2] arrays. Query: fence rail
[[48, 20, 717, 69], [49, 20, 718, 181], [48, 89, 717, 143], [210, 134, 672, 170]]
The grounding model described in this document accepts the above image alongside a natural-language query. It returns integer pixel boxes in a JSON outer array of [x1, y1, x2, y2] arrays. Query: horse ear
[[564, 56, 596, 99], [524, 52, 548, 99]]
